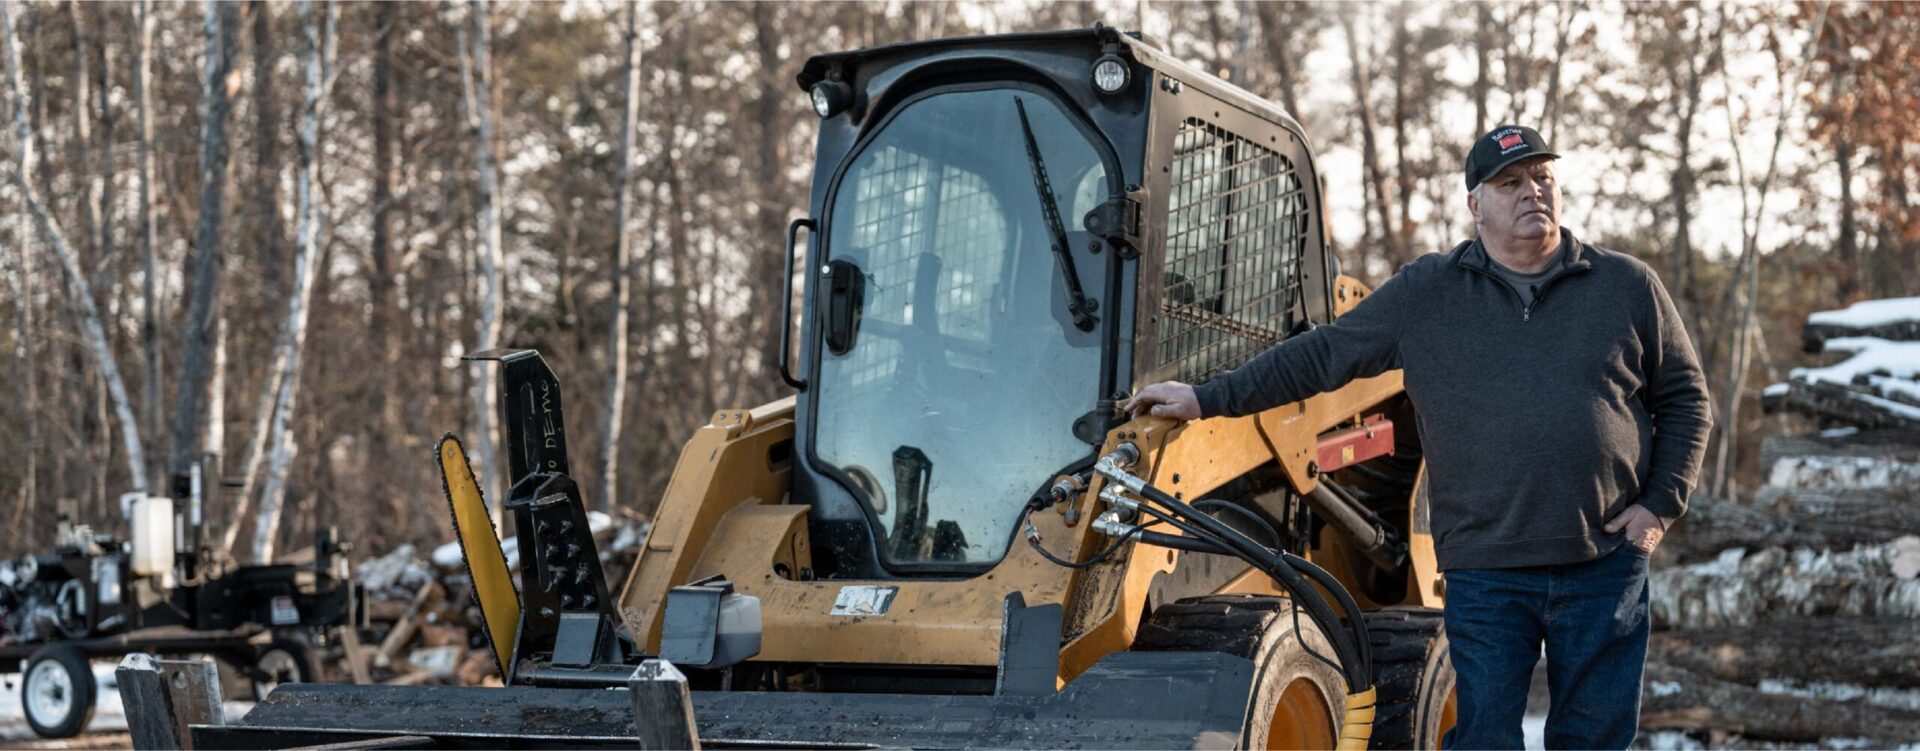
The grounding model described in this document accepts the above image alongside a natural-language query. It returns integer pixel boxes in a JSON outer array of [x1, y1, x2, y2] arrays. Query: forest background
[[1, 0, 1915, 562]]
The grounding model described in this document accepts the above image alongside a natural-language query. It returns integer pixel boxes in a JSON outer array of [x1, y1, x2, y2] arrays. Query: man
[[1121, 125, 1711, 749]]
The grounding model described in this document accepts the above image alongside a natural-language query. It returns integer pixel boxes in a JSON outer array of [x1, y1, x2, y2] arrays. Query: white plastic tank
[[130, 496, 175, 579]]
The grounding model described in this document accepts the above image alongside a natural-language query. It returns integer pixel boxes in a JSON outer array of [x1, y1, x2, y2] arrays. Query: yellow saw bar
[[437, 433, 519, 680]]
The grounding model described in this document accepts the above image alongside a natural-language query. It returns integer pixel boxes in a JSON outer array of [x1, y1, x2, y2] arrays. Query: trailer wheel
[[251, 638, 315, 701], [1363, 607, 1456, 749], [1134, 595, 1345, 750], [22, 644, 95, 739]]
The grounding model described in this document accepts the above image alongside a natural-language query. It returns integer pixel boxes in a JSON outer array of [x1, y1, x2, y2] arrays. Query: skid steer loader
[[185, 26, 1456, 750]]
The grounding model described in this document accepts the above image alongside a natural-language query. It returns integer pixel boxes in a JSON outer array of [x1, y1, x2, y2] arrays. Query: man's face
[[1469, 157, 1560, 246]]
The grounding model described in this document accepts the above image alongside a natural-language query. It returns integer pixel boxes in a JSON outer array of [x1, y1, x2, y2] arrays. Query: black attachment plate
[[463, 348, 570, 486], [994, 592, 1064, 697], [197, 651, 1256, 750]]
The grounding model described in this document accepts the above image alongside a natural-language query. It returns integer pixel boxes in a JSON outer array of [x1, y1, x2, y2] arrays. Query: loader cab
[[790, 26, 1333, 579]]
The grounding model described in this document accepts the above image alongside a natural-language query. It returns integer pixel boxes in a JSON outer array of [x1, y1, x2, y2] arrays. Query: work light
[[1092, 55, 1129, 94], [811, 81, 852, 118]]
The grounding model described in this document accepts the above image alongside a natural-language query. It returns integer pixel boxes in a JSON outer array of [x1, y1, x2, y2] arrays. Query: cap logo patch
[[1498, 133, 1524, 150]]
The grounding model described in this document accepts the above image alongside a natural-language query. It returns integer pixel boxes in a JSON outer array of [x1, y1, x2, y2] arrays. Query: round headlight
[[811, 81, 853, 119], [1092, 56, 1129, 95], [811, 86, 833, 118]]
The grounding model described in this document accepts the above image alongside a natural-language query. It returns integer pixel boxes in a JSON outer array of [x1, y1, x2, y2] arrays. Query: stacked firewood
[[1642, 298, 1920, 747], [1763, 297, 1920, 432]]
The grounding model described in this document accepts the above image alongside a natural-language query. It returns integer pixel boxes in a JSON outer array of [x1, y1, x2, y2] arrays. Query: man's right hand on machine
[[1119, 381, 1202, 422]]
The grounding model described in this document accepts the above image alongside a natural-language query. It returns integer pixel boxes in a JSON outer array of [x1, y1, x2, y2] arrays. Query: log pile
[[1644, 421, 1920, 747], [1764, 297, 1920, 432]]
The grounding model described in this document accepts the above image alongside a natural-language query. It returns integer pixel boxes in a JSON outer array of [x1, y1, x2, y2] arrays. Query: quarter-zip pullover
[[1193, 228, 1712, 571]]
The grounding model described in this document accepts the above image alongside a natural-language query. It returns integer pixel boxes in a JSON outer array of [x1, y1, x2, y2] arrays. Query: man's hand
[[1119, 381, 1201, 422], [1603, 504, 1663, 553]]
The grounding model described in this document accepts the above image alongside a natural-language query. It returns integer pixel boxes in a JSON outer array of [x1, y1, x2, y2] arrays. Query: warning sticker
[[830, 585, 899, 617], [270, 595, 300, 625]]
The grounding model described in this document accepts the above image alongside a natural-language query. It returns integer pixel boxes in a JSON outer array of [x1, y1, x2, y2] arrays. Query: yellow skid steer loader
[[189, 26, 1455, 750]]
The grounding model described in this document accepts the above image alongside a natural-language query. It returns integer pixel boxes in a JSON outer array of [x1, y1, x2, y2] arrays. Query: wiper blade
[[1014, 97, 1097, 332]]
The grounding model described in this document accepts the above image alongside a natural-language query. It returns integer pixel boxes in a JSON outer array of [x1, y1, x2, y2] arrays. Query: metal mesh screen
[[1156, 118, 1311, 382], [839, 146, 1009, 389]]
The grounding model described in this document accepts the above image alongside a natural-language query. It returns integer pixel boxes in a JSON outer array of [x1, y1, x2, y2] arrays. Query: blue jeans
[[1440, 544, 1651, 750]]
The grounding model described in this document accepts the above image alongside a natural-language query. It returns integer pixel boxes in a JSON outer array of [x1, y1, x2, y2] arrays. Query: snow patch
[[1807, 297, 1920, 328], [1790, 336, 1920, 407]]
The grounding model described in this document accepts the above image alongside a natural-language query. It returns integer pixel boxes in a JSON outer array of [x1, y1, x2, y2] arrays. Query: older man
[[1122, 125, 1711, 749]]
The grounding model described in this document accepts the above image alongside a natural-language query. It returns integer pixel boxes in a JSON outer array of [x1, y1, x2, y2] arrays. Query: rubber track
[[1363, 607, 1447, 749]]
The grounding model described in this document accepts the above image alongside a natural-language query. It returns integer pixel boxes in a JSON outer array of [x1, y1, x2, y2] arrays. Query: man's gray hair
[[1470, 183, 1484, 200]]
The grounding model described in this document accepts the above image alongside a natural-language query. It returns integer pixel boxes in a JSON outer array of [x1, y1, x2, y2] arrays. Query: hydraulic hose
[[1091, 445, 1377, 748], [1094, 448, 1372, 686]]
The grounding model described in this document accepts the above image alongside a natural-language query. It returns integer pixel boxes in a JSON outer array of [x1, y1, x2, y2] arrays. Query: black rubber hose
[[1116, 505, 1353, 677], [1133, 527, 1232, 554], [1122, 484, 1372, 689]]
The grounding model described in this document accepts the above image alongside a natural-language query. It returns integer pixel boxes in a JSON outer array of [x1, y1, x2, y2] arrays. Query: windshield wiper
[[1013, 97, 1097, 332]]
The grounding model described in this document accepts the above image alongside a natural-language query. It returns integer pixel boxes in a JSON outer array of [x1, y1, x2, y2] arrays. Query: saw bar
[[437, 433, 520, 680]]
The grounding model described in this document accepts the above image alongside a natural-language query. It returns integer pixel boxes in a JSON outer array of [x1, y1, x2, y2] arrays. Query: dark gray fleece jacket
[[1193, 229, 1712, 571]]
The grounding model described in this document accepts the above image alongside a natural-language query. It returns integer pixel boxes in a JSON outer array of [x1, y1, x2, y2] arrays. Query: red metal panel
[[1314, 414, 1394, 472]]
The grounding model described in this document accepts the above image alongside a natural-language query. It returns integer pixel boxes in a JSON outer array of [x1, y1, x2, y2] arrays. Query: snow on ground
[[0, 661, 253, 749], [1793, 337, 1920, 401], [0, 664, 126, 745], [1807, 297, 1920, 328]]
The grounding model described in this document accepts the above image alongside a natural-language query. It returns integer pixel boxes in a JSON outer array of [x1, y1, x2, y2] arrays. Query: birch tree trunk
[[170, 0, 239, 477], [597, 1, 640, 509], [135, 0, 161, 491], [460, 0, 503, 512], [1, 1, 147, 494], [251, 0, 334, 564], [1710, 6, 1826, 500]]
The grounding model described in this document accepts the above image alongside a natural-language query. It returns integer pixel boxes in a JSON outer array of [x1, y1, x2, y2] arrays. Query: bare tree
[[1, 0, 147, 494], [459, 0, 503, 511], [1710, 5, 1827, 500], [251, 0, 285, 289], [250, 0, 335, 564], [597, 1, 641, 509], [90, 3, 113, 305], [170, 0, 239, 477], [1339, 6, 1402, 274], [134, 0, 160, 491]]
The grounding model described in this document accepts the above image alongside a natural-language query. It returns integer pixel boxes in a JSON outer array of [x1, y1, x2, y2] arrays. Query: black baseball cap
[[1464, 125, 1558, 191]]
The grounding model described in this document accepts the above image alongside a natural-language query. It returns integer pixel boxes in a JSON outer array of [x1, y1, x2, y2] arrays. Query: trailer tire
[[1134, 594, 1346, 750], [22, 644, 95, 739], [251, 638, 315, 701], [1363, 607, 1456, 749]]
